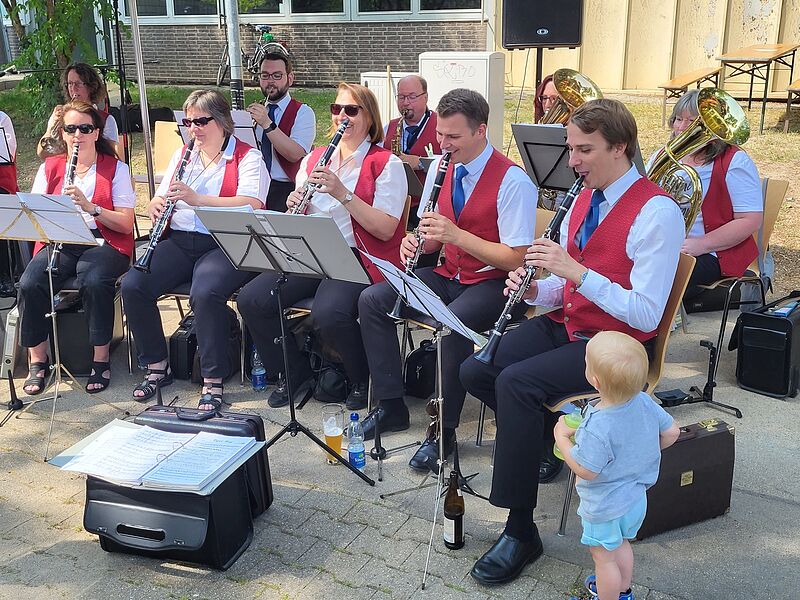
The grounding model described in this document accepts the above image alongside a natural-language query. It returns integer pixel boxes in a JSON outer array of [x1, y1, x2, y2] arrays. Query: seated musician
[[237, 82, 407, 411], [122, 89, 269, 410], [19, 101, 134, 395], [357, 88, 537, 472], [459, 99, 684, 585], [38, 63, 120, 159], [0, 109, 17, 194], [533, 73, 559, 123], [660, 89, 762, 302]]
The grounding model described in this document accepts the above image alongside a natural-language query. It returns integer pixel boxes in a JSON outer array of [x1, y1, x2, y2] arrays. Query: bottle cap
[[350, 412, 359, 421]]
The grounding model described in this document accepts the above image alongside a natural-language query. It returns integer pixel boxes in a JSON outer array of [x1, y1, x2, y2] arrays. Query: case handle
[[116, 523, 166, 542], [175, 407, 218, 421], [676, 426, 697, 443]]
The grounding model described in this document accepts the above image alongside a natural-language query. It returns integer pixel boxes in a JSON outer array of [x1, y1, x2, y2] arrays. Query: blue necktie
[[404, 124, 420, 153], [452, 165, 469, 221], [261, 103, 278, 173], [580, 189, 605, 250]]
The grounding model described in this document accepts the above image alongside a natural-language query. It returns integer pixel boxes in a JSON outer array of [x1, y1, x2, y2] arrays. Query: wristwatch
[[577, 269, 589, 288], [341, 191, 354, 206], [92, 204, 102, 217], [264, 121, 277, 133]]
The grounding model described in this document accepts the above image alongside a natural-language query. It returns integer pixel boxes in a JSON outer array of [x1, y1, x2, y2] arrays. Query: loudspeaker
[[502, 0, 583, 49]]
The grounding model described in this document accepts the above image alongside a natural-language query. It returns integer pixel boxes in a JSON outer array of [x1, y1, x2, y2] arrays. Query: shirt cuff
[[575, 269, 604, 302]]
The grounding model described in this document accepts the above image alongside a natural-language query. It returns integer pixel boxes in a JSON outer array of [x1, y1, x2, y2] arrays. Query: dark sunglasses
[[63, 123, 96, 134], [182, 116, 215, 127], [330, 104, 362, 117]]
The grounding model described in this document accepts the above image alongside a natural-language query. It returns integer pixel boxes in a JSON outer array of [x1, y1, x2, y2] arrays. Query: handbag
[[403, 337, 437, 399]]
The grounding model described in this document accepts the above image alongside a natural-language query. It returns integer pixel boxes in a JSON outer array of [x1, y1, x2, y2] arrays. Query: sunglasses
[[330, 104, 362, 117], [182, 116, 215, 127], [63, 123, 96, 134]]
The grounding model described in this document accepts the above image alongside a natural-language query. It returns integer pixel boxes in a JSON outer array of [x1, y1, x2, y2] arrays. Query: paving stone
[[346, 525, 421, 565], [340, 499, 409, 537]]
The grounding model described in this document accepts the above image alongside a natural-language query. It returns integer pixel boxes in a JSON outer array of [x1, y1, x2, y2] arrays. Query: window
[[125, 0, 168, 16], [244, 0, 281, 14], [420, 0, 479, 9], [358, 0, 410, 11], [174, 0, 216, 15], [291, 0, 343, 12]]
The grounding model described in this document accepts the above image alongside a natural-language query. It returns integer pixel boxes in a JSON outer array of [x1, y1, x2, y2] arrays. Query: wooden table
[[717, 43, 800, 134]]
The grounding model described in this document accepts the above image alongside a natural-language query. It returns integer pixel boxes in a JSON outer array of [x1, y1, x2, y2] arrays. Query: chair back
[[401, 195, 412, 232], [754, 177, 788, 267], [536, 208, 556, 239], [154, 121, 185, 177]]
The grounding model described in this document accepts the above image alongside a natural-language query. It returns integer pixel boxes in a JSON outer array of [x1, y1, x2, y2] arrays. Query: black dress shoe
[[361, 405, 409, 441], [267, 373, 314, 408], [470, 529, 544, 586], [539, 454, 564, 484], [345, 381, 368, 410], [408, 430, 455, 473]]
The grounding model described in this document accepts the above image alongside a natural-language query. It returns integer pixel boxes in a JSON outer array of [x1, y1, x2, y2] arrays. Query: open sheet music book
[[55, 420, 263, 493]]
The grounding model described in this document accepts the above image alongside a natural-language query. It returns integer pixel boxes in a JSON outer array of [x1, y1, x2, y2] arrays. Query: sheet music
[[0, 193, 98, 244]]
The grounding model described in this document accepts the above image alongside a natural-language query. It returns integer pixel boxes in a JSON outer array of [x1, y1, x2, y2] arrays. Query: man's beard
[[263, 83, 289, 102]]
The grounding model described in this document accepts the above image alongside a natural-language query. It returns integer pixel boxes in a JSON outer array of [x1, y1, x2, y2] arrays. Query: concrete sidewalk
[[0, 304, 797, 599]]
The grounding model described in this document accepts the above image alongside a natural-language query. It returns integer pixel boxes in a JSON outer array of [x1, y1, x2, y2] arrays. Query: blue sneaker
[[583, 575, 634, 599]]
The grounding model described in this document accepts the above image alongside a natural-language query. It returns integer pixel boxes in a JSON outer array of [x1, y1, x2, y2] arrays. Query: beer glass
[[322, 404, 344, 465]]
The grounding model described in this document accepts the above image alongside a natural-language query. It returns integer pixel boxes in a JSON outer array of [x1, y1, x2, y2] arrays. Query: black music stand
[[0, 128, 11, 166], [196, 208, 375, 486]]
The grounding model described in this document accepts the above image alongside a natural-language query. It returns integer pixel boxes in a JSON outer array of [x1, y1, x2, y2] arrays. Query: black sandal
[[85, 361, 111, 394], [24, 360, 51, 396], [132, 366, 174, 402], [198, 382, 224, 412]]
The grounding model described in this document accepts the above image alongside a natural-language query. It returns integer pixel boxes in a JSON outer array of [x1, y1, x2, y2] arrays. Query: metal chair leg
[[476, 402, 486, 447], [558, 468, 576, 536]]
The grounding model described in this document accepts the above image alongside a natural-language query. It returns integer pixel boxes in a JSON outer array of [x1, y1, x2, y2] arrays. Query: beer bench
[[659, 67, 722, 126], [783, 78, 800, 133]]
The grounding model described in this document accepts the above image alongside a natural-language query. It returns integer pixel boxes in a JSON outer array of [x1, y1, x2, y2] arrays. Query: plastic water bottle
[[554, 407, 583, 460], [347, 412, 366, 470], [251, 344, 267, 392]]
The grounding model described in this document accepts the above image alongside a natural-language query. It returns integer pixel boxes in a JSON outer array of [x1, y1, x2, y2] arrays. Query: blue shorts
[[580, 495, 647, 551]]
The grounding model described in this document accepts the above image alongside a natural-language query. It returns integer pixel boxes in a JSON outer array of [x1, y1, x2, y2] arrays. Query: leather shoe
[[361, 405, 409, 441], [470, 529, 543, 586], [345, 381, 368, 410], [539, 454, 564, 484], [267, 373, 314, 408], [408, 430, 455, 473]]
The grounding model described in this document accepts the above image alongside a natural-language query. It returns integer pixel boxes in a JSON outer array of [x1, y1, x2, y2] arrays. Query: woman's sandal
[[85, 361, 111, 394], [24, 360, 51, 396], [198, 382, 224, 413], [132, 366, 174, 402]]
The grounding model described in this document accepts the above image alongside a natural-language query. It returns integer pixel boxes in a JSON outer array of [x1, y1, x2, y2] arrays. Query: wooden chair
[[547, 251, 696, 535], [658, 67, 722, 126], [783, 79, 800, 133]]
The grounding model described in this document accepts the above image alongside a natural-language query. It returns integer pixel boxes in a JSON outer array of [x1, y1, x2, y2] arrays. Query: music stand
[[0, 128, 12, 165], [402, 163, 424, 198], [363, 252, 486, 588], [196, 207, 375, 486], [0, 192, 97, 460], [174, 110, 258, 149]]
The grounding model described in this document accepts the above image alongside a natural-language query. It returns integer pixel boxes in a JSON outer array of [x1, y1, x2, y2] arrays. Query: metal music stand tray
[[0, 193, 97, 459], [196, 207, 375, 487]]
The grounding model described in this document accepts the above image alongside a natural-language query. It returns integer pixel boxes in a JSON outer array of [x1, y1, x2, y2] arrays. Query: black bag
[[307, 333, 349, 404], [404, 337, 437, 399], [191, 307, 242, 383]]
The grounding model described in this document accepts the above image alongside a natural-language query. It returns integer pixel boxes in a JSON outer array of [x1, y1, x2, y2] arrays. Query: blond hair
[[585, 331, 648, 404]]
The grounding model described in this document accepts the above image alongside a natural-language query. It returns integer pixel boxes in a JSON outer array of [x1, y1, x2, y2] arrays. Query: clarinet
[[46, 143, 80, 275], [134, 139, 195, 273], [387, 151, 451, 319], [290, 118, 349, 215], [474, 175, 585, 365]]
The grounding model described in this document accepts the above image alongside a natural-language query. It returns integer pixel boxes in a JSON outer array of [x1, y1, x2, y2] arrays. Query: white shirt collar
[[270, 92, 292, 112], [456, 140, 492, 176], [220, 135, 236, 161], [599, 164, 642, 207]]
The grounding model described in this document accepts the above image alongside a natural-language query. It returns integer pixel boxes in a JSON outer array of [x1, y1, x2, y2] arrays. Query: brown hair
[[667, 89, 727, 164], [585, 331, 649, 405], [331, 82, 383, 144], [569, 98, 638, 161], [534, 74, 555, 123], [61, 63, 105, 104], [61, 100, 117, 158], [436, 88, 489, 131]]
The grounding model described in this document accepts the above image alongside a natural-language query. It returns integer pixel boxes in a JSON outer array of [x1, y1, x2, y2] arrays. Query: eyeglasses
[[66, 81, 87, 89], [396, 92, 426, 102], [259, 72, 285, 81], [538, 95, 560, 104], [182, 116, 215, 128], [63, 123, 96, 134], [330, 104, 362, 117]]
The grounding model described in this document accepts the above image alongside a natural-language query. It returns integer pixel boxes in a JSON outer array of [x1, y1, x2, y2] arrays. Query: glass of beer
[[322, 404, 344, 465]]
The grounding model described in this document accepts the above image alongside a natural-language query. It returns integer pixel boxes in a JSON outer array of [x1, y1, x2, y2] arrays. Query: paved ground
[[0, 301, 798, 600]]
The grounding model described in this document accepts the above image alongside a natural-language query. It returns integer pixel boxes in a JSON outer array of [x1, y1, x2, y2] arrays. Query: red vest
[[274, 98, 304, 183], [304, 144, 405, 284], [383, 112, 441, 207], [38, 153, 133, 257], [547, 178, 665, 343], [0, 163, 17, 194], [702, 145, 759, 277], [434, 149, 514, 284]]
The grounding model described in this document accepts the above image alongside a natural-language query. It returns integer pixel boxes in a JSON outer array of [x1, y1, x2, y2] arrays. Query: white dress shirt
[[295, 137, 407, 247], [0, 111, 17, 159], [418, 141, 538, 249], [532, 165, 685, 333], [157, 136, 270, 234], [31, 159, 136, 229], [102, 113, 119, 143], [254, 93, 316, 183]]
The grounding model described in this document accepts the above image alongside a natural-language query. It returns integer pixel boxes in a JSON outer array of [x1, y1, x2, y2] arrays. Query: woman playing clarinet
[[122, 89, 269, 410]]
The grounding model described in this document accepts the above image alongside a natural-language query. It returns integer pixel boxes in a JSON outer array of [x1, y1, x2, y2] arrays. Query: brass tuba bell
[[540, 68, 604, 125], [647, 87, 750, 232]]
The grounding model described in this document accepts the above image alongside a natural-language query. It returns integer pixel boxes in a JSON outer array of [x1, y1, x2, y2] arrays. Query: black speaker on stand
[[502, 0, 584, 50]]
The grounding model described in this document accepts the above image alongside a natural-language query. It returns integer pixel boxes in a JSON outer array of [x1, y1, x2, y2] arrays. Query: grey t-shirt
[[572, 391, 674, 523]]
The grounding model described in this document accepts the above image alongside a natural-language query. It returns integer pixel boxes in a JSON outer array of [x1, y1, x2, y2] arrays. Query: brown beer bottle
[[443, 470, 465, 549]]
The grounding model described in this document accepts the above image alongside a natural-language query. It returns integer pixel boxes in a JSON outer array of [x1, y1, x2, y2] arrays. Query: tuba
[[540, 68, 604, 125], [40, 107, 67, 155], [647, 87, 749, 232]]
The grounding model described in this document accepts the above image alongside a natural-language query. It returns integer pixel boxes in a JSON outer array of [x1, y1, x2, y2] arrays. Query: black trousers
[[358, 267, 513, 428], [18, 242, 129, 348], [237, 272, 369, 386], [460, 316, 592, 510], [684, 253, 722, 302], [265, 179, 295, 214], [121, 230, 254, 379]]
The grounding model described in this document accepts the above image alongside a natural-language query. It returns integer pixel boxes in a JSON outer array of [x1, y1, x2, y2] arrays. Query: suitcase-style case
[[133, 406, 273, 517], [637, 420, 735, 540], [169, 314, 197, 380]]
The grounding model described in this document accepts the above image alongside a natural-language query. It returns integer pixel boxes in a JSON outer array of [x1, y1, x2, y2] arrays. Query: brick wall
[[4, 26, 21, 61], [122, 20, 484, 87]]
